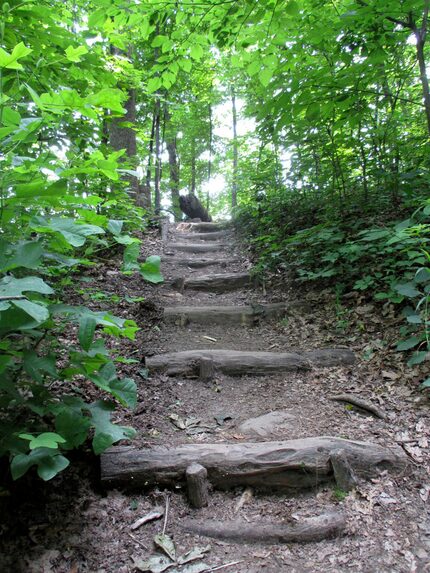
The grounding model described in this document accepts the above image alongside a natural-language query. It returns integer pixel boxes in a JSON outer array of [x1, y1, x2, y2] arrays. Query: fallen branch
[[329, 394, 386, 419], [182, 512, 347, 543]]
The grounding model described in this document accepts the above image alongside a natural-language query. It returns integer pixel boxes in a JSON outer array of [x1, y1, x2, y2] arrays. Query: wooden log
[[145, 348, 355, 377], [329, 394, 386, 419], [146, 349, 309, 376], [199, 357, 215, 381], [100, 437, 408, 491], [186, 463, 209, 508], [177, 222, 229, 233], [163, 303, 287, 326], [163, 257, 233, 269], [176, 231, 228, 241], [165, 243, 224, 253], [160, 217, 169, 243], [182, 512, 347, 543], [180, 273, 251, 292], [330, 450, 358, 491]]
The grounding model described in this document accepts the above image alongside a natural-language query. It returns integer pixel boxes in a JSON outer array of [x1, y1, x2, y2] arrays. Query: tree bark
[[231, 87, 238, 208], [154, 98, 161, 213], [182, 513, 346, 543], [145, 348, 355, 376], [100, 437, 408, 491]]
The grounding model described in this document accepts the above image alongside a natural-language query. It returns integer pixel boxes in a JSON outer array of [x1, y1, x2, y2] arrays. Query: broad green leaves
[[0, 42, 32, 69]]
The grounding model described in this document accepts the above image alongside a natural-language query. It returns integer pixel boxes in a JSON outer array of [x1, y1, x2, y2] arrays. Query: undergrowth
[[236, 192, 430, 389]]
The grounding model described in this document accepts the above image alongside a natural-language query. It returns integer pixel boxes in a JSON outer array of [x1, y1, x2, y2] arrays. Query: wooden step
[[100, 436, 407, 491], [165, 242, 224, 253], [175, 231, 228, 241], [164, 302, 287, 326], [162, 256, 234, 269], [146, 348, 355, 376], [177, 221, 229, 233], [172, 272, 251, 293]]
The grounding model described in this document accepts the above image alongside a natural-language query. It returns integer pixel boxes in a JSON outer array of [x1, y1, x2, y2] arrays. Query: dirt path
[[1, 222, 429, 573]]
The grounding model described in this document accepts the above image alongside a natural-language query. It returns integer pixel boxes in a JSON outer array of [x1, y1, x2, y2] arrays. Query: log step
[[175, 231, 228, 241], [145, 348, 356, 376], [164, 302, 287, 326], [162, 257, 234, 269], [172, 272, 251, 293], [182, 513, 347, 543], [100, 436, 408, 491], [177, 222, 229, 233], [165, 243, 224, 253]]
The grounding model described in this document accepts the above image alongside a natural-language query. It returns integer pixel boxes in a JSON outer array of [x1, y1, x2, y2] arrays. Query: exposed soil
[[0, 222, 429, 573]]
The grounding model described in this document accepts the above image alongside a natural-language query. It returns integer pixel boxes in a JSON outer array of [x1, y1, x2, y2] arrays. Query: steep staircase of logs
[[100, 221, 408, 544]]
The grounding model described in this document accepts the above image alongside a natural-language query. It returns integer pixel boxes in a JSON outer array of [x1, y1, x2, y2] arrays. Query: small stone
[[238, 410, 297, 437]]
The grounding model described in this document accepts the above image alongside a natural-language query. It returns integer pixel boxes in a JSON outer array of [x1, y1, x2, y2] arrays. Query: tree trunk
[[415, 31, 430, 137], [231, 87, 238, 208], [108, 47, 139, 200], [154, 98, 161, 213]]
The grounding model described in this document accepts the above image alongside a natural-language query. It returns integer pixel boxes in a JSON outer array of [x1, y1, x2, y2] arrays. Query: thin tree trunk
[[231, 88, 238, 208], [207, 103, 212, 211], [191, 139, 196, 195], [108, 46, 139, 199], [154, 98, 161, 213], [415, 30, 430, 137], [165, 107, 181, 220]]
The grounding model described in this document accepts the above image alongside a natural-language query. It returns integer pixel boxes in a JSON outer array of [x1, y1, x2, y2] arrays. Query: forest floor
[[1, 221, 430, 573]]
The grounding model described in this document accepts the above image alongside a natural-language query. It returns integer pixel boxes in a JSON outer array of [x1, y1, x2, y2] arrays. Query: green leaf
[[107, 219, 124, 236], [396, 336, 422, 351], [109, 377, 137, 408], [12, 299, 49, 323], [55, 408, 91, 449], [407, 351, 428, 366], [415, 268, 430, 284], [394, 283, 421, 298], [123, 242, 141, 272], [0, 276, 53, 297], [19, 432, 66, 450], [140, 255, 163, 284], [285, 0, 300, 15], [79, 315, 97, 351], [419, 377, 430, 390], [147, 77, 162, 94], [89, 400, 136, 455], [65, 45, 89, 62], [0, 240, 43, 272], [11, 448, 69, 480], [0, 42, 32, 70], [258, 68, 272, 87], [306, 102, 320, 122], [190, 44, 203, 61], [37, 454, 70, 481]]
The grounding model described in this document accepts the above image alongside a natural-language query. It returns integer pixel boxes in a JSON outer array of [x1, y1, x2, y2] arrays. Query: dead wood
[[176, 273, 251, 293], [330, 450, 358, 491], [179, 194, 212, 222], [177, 222, 229, 233], [176, 231, 228, 241], [145, 348, 355, 376], [100, 436, 408, 491], [163, 257, 233, 269], [199, 358, 215, 381], [186, 463, 209, 508], [160, 217, 169, 243], [165, 243, 223, 253], [181, 512, 347, 544], [163, 303, 287, 326], [329, 394, 386, 419]]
